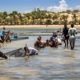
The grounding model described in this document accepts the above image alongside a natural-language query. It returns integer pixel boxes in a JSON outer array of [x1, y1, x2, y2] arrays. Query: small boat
[[6, 48, 22, 56], [11, 36, 29, 41]]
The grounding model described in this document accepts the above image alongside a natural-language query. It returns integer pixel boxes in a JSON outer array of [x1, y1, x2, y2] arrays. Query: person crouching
[[24, 44, 38, 57]]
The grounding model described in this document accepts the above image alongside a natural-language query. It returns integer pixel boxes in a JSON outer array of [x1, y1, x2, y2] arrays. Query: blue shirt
[[0, 31, 3, 36]]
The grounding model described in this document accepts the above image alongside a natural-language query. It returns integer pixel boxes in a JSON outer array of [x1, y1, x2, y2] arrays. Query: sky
[[0, 0, 80, 12]]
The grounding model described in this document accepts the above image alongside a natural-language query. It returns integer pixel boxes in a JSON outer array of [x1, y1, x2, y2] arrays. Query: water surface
[[0, 35, 80, 80]]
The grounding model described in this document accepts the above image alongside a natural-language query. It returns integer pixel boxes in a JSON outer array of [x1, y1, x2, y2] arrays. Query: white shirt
[[69, 27, 77, 37], [16, 47, 38, 57], [28, 47, 38, 55]]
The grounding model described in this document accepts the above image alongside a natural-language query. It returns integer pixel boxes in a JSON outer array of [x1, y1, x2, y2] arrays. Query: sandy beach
[[0, 25, 80, 29]]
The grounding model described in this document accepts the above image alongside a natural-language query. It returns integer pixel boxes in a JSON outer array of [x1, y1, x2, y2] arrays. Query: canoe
[[11, 36, 29, 41]]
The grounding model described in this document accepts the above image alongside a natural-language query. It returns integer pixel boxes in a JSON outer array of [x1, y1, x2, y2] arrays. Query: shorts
[[64, 35, 69, 40]]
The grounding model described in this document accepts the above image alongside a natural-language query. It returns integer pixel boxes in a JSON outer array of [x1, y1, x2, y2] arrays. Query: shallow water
[[0, 36, 80, 80]]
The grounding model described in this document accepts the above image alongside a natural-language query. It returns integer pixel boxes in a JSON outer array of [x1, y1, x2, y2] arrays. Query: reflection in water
[[0, 36, 80, 80]]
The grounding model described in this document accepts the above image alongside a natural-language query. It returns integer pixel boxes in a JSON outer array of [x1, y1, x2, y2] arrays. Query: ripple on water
[[0, 36, 80, 80]]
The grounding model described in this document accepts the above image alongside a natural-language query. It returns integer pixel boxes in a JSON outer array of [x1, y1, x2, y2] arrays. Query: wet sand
[[0, 36, 80, 80]]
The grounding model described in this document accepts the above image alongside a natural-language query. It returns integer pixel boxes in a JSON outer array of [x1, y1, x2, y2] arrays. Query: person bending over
[[24, 44, 38, 56]]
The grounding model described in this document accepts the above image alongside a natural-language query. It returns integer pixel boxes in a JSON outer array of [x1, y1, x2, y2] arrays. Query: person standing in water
[[0, 27, 6, 42], [68, 24, 77, 50], [62, 23, 69, 48]]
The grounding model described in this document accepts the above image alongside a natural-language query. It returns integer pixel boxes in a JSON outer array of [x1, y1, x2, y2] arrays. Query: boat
[[11, 36, 29, 41]]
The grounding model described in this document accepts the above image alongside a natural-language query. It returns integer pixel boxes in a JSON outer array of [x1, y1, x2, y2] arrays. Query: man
[[24, 44, 38, 56], [50, 32, 58, 47], [69, 24, 77, 50], [5, 30, 11, 42], [34, 36, 46, 48], [62, 23, 69, 48], [0, 31, 3, 42], [0, 27, 6, 42]]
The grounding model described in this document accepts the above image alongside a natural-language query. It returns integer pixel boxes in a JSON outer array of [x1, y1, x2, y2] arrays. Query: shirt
[[69, 28, 77, 37], [0, 31, 3, 36], [28, 47, 38, 55], [63, 27, 69, 36]]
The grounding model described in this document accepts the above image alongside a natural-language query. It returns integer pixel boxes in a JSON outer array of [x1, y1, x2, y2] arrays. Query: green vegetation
[[0, 8, 80, 25]]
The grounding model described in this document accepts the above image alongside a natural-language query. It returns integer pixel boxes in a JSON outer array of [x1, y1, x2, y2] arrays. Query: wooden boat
[[11, 36, 29, 41]]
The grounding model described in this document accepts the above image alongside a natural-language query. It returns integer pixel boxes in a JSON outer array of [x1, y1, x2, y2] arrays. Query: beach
[[0, 25, 80, 29]]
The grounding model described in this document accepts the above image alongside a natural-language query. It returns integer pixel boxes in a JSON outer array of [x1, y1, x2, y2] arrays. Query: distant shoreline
[[0, 25, 80, 29]]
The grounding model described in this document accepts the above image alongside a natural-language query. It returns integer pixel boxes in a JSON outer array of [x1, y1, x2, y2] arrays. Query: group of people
[[0, 27, 11, 43], [34, 23, 77, 50], [10, 32, 62, 57], [34, 32, 62, 49], [62, 23, 77, 50], [0, 24, 77, 59]]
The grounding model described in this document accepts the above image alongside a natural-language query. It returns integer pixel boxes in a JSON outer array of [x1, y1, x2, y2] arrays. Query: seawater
[[0, 29, 80, 80]]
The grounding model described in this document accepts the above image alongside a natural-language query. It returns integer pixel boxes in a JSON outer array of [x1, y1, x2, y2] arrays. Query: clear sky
[[0, 0, 80, 12]]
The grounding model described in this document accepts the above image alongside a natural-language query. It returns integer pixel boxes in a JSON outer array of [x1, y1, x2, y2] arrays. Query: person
[[52, 32, 58, 47], [49, 37, 55, 47], [62, 23, 69, 48], [68, 24, 77, 50], [0, 31, 4, 43], [34, 36, 46, 48], [24, 44, 38, 56], [14, 44, 38, 57], [0, 51, 8, 59], [49, 32, 58, 47], [5, 30, 11, 42], [1, 27, 11, 42], [0, 27, 6, 42], [45, 39, 50, 46], [56, 31, 62, 45]]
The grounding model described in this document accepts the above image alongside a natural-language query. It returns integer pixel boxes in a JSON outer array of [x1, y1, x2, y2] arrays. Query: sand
[[0, 25, 80, 29]]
